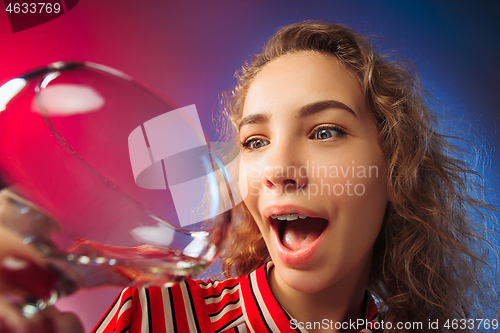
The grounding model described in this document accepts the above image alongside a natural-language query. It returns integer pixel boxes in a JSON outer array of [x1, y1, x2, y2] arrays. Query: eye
[[240, 137, 270, 151], [310, 125, 347, 141]]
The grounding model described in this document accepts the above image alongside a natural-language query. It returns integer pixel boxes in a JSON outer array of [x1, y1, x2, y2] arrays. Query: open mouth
[[271, 213, 328, 251]]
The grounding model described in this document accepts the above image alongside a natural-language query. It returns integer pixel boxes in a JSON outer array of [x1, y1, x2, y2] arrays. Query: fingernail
[[0, 256, 58, 300]]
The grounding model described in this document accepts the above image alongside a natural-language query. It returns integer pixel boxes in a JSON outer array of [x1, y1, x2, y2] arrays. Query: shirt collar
[[239, 262, 379, 333]]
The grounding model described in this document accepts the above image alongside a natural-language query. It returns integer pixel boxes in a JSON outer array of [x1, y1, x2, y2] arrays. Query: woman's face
[[238, 51, 388, 293]]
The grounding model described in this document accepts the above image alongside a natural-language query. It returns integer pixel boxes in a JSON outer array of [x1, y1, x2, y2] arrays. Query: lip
[[262, 205, 328, 266], [262, 205, 323, 220]]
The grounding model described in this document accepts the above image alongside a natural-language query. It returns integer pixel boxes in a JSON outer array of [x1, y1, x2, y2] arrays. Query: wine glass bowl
[[0, 62, 238, 316]]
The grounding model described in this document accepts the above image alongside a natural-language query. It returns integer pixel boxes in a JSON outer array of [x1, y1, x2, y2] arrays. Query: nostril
[[262, 164, 308, 190], [265, 178, 298, 189], [265, 179, 275, 189]]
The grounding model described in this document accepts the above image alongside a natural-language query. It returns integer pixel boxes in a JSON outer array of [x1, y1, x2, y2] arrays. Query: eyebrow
[[238, 100, 356, 131], [299, 100, 356, 118]]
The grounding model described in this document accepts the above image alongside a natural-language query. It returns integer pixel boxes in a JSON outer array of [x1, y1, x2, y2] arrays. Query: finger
[[0, 255, 58, 300], [49, 310, 83, 333], [0, 298, 25, 333], [0, 301, 84, 333], [0, 226, 46, 296], [28, 307, 83, 333]]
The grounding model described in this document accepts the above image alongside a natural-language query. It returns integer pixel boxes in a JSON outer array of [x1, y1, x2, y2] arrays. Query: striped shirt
[[92, 262, 379, 333]]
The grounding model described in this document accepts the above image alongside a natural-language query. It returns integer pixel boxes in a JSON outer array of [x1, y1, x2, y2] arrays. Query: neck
[[268, 258, 371, 333]]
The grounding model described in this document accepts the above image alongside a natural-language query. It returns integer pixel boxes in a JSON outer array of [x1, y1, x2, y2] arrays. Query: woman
[[92, 21, 499, 333], [0, 21, 497, 333]]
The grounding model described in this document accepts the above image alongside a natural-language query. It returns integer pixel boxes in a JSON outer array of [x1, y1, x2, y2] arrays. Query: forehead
[[242, 51, 366, 120]]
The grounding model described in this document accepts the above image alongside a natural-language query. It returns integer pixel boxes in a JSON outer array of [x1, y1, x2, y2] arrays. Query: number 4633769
[[5, 3, 61, 14], [444, 319, 498, 330]]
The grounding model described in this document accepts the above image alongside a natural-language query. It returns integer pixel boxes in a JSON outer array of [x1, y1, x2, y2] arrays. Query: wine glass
[[0, 62, 244, 317]]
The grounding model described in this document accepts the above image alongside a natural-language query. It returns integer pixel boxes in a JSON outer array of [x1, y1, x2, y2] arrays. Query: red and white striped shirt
[[92, 262, 379, 333]]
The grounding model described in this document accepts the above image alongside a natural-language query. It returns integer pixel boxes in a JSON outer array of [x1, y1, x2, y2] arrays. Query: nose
[[263, 143, 308, 192]]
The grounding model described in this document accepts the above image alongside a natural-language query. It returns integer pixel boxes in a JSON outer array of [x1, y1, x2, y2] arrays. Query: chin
[[272, 257, 338, 293], [271, 249, 373, 296], [285, 275, 329, 293]]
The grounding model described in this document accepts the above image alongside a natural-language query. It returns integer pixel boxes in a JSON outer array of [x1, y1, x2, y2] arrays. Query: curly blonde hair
[[218, 21, 499, 332]]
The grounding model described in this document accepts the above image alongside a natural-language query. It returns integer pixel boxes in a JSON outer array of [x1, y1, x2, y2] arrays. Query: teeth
[[270, 213, 308, 221]]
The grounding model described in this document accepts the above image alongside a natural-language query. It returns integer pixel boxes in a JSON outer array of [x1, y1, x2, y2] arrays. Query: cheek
[[314, 146, 388, 225], [313, 149, 385, 191], [240, 154, 273, 195], [337, 175, 387, 238], [236, 156, 249, 202], [239, 158, 261, 214], [338, 157, 387, 243]]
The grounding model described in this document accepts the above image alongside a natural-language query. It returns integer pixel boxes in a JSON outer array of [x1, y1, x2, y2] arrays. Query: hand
[[0, 299, 83, 333], [0, 190, 84, 333]]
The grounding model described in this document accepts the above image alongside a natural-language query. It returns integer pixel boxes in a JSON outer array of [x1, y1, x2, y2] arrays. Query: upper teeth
[[270, 213, 307, 221]]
